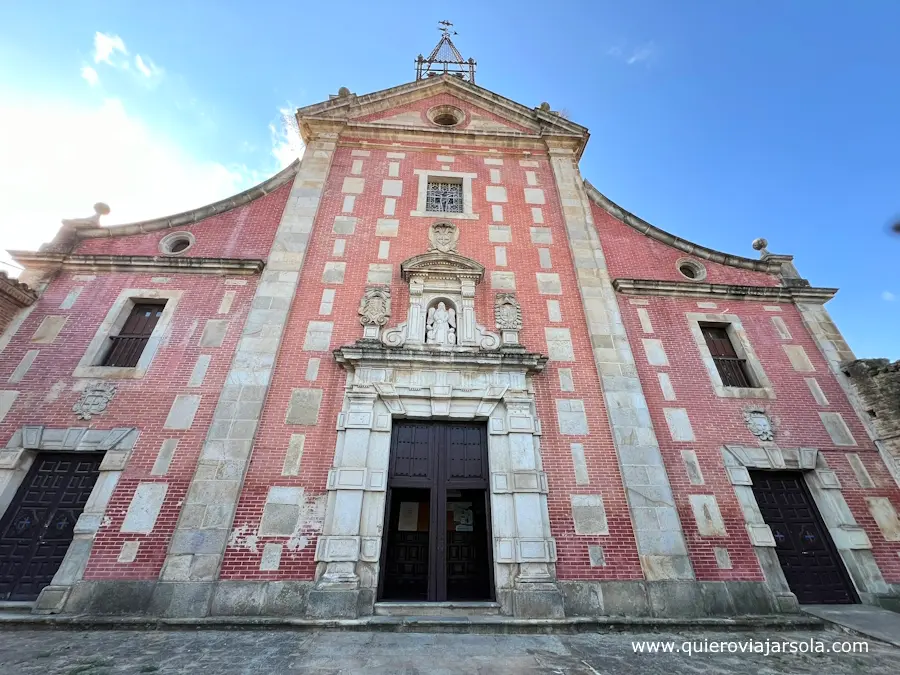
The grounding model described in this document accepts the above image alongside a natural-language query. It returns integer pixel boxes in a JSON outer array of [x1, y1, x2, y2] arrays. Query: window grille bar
[[426, 182, 463, 213], [102, 335, 150, 368], [713, 356, 752, 388]]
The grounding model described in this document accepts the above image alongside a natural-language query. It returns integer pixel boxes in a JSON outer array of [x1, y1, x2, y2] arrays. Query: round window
[[427, 105, 464, 128], [677, 259, 707, 281], [159, 231, 196, 256]]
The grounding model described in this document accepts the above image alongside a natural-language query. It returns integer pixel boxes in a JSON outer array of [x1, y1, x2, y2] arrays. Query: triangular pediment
[[295, 76, 587, 143], [400, 250, 485, 281]]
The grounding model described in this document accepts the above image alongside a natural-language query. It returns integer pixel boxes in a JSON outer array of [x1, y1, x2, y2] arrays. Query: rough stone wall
[[217, 123, 643, 583], [845, 359, 900, 477], [0, 184, 291, 581], [594, 204, 900, 586]]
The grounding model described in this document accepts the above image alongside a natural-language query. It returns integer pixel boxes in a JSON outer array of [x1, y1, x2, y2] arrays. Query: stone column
[[489, 393, 563, 617], [546, 140, 695, 583], [309, 387, 390, 617], [459, 278, 477, 346], [797, 301, 900, 488], [153, 131, 338, 618]]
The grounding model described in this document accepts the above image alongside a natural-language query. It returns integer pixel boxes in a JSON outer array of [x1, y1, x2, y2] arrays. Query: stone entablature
[[612, 278, 837, 303]]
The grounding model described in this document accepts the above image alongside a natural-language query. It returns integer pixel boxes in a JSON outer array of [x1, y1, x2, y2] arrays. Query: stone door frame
[[312, 357, 563, 618], [722, 444, 892, 609], [0, 425, 139, 613]]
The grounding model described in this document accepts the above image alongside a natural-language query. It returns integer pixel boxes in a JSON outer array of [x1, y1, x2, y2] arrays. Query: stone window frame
[[73, 288, 183, 380], [158, 231, 196, 256], [686, 312, 775, 400], [0, 425, 139, 613], [411, 169, 479, 220], [721, 444, 892, 610]]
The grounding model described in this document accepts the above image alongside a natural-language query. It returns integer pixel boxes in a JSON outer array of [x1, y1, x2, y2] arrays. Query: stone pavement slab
[[802, 604, 900, 648], [0, 628, 896, 674]]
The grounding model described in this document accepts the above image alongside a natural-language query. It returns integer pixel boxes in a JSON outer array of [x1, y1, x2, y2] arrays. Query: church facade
[[1, 42, 899, 620]]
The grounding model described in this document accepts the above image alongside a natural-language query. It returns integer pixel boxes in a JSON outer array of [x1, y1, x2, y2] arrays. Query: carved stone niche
[[382, 223, 500, 350]]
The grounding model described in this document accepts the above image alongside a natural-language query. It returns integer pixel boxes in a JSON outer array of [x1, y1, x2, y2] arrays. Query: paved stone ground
[[0, 628, 896, 674]]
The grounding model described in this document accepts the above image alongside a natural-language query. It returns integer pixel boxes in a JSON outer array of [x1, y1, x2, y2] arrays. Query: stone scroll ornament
[[494, 293, 522, 330], [72, 382, 117, 420], [428, 221, 459, 253], [744, 407, 774, 442], [358, 286, 391, 326]]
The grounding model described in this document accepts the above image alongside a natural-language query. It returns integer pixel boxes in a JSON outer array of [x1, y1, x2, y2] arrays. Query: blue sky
[[0, 1, 897, 358]]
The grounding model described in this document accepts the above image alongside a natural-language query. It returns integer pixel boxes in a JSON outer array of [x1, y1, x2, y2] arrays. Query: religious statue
[[426, 301, 456, 346]]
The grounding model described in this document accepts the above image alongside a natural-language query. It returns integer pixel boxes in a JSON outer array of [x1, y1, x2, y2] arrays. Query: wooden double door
[[0, 453, 102, 601], [379, 421, 493, 602], [751, 471, 857, 604]]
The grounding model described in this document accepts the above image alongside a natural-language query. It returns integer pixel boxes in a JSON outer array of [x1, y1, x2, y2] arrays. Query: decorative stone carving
[[72, 382, 117, 420], [744, 407, 774, 442], [358, 286, 391, 326], [381, 246, 500, 351], [61, 202, 111, 229], [495, 293, 522, 330], [426, 301, 457, 345], [428, 221, 459, 253]]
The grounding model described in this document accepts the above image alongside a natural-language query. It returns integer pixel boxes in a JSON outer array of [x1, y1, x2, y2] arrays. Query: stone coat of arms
[[744, 407, 774, 442], [72, 382, 117, 420], [358, 286, 391, 326], [428, 221, 459, 253]]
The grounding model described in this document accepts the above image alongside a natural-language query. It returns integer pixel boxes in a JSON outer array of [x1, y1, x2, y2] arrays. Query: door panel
[[381, 422, 492, 602], [0, 454, 102, 601], [750, 471, 856, 604]]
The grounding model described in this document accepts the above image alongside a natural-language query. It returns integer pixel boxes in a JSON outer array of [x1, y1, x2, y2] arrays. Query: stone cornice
[[8, 252, 265, 276], [73, 160, 300, 239], [0, 271, 38, 307], [333, 341, 549, 374], [584, 181, 782, 275], [612, 278, 838, 303], [297, 76, 588, 157]]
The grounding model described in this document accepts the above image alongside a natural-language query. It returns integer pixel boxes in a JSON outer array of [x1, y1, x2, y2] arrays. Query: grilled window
[[425, 180, 463, 213], [101, 303, 164, 367], [700, 324, 753, 388]]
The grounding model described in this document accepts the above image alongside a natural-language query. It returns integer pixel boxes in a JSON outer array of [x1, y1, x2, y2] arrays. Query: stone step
[[0, 601, 34, 615], [374, 601, 501, 617]]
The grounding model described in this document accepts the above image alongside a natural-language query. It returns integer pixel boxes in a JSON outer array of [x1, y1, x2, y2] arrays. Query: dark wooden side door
[[0, 453, 103, 601], [750, 470, 857, 604], [380, 421, 492, 602]]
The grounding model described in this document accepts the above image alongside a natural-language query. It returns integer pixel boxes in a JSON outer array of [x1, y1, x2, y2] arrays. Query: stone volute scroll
[[381, 221, 501, 350], [358, 285, 391, 341], [495, 293, 523, 348]]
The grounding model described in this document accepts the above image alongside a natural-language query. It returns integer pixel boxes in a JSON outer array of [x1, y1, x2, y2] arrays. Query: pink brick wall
[[0, 185, 290, 580], [219, 126, 643, 581], [596, 205, 900, 584]]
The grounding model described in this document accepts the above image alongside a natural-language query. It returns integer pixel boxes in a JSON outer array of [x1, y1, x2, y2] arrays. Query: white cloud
[[607, 41, 656, 67], [627, 43, 655, 66], [135, 54, 163, 79], [882, 291, 896, 302], [81, 66, 99, 86], [0, 96, 268, 270], [269, 106, 304, 169], [93, 32, 127, 66]]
